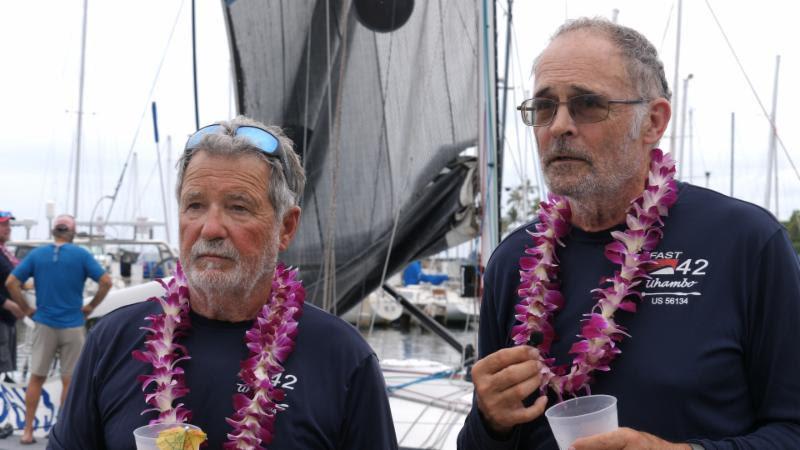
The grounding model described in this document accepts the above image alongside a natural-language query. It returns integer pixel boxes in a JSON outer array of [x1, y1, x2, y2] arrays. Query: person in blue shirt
[[402, 260, 449, 286], [6, 214, 112, 445]]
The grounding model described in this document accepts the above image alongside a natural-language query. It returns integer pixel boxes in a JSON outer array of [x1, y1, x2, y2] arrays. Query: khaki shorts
[[30, 323, 85, 377]]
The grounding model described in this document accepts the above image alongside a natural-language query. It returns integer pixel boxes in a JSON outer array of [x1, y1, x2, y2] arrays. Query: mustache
[[544, 138, 592, 165], [190, 239, 239, 261]]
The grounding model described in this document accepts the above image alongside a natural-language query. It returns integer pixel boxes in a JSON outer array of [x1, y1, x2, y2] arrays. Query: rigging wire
[[703, 0, 799, 184], [658, 2, 675, 55], [133, 161, 161, 217], [374, 0, 408, 304], [321, 0, 334, 312], [506, 11, 543, 223], [502, 18, 526, 184], [104, 0, 187, 224]]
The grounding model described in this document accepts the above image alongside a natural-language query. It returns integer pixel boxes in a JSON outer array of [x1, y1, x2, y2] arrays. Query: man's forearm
[[2, 298, 25, 318], [5, 276, 32, 315], [87, 277, 112, 308]]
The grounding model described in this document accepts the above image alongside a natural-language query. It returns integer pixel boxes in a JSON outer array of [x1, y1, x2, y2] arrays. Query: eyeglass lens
[[185, 125, 224, 149], [524, 94, 610, 126], [234, 127, 279, 154]]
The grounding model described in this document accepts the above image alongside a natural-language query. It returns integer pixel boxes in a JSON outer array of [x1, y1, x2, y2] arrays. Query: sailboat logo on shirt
[[646, 258, 678, 275], [643, 251, 708, 305]]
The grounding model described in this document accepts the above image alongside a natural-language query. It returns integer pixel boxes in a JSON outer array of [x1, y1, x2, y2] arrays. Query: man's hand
[[81, 304, 95, 317], [571, 428, 692, 450], [472, 345, 548, 435], [5, 275, 34, 318], [2, 299, 25, 319]]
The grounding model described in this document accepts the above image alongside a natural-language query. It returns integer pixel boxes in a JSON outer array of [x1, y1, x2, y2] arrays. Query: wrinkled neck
[[188, 284, 271, 322]]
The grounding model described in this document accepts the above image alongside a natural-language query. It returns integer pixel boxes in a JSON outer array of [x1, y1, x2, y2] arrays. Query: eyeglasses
[[517, 94, 646, 127], [0, 211, 14, 219], [185, 124, 293, 189]]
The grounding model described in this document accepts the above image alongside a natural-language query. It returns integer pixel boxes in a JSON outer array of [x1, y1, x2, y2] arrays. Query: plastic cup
[[132, 423, 202, 450], [545, 394, 618, 450]]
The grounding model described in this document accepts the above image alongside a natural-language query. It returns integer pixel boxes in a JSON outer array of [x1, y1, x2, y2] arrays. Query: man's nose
[[200, 205, 227, 240], [546, 103, 577, 138]]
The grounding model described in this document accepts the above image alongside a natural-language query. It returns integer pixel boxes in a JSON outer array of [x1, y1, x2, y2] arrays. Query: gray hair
[[539, 17, 671, 101], [175, 116, 306, 219]]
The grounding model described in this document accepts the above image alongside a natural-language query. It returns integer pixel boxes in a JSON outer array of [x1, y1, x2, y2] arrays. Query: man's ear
[[279, 206, 301, 252], [642, 98, 671, 145]]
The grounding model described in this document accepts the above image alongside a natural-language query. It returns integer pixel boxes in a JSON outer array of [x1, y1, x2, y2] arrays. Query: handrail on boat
[[382, 284, 475, 371]]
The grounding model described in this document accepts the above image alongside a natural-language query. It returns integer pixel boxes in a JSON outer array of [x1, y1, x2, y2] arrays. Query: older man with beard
[[49, 117, 398, 449], [458, 18, 800, 450]]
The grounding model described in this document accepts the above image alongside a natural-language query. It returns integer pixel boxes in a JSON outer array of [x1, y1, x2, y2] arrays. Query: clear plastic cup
[[545, 394, 618, 450], [132, 423, 202, 450]]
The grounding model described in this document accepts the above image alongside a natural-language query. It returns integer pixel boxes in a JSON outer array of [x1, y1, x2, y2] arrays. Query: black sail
[[223, 0, 480, 314]]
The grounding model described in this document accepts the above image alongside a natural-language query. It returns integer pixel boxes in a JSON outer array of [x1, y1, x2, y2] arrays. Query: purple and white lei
[[133, 261, 305, 449], [511, 148, 678, 401]]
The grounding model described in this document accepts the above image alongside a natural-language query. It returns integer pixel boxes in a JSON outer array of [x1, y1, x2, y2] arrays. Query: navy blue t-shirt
[[458, 184, 800, 449], [49, 298, 398, 449], [0, 250, 16, 325]]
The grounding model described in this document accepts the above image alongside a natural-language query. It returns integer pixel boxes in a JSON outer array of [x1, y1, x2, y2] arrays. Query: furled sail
[[222, 0, 480, 314]]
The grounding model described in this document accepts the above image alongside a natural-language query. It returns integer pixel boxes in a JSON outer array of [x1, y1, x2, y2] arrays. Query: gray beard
[[184, 238, 277, 316], [544, 115, 645, 199]]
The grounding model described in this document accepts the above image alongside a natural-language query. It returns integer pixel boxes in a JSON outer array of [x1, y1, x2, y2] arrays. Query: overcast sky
[[1, 0, 797, 244]]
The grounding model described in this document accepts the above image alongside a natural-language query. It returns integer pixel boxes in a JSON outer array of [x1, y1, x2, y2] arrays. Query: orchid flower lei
[[511, 148, 678, 401], [132, 261, 305, 449]]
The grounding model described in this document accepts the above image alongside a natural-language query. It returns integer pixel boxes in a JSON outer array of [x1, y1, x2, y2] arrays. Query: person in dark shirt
[[0, 211, 24, 439], [49, 117, 398, 449], [458, 18, 800, 450]]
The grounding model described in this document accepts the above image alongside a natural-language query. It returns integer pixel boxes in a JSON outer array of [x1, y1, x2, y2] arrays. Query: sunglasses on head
[[185, 124, 293, 189]]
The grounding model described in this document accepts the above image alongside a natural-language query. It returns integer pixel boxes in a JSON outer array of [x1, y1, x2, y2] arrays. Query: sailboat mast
[[73, 0, 89, 218], [151, 102, 172, 244], [668, 0, 682, 157], [497, 0, 513, 202], [479, 0, 500, 268], [764, 55, 780, 213], [678, 73, 692, 179], [191, 0, 200, 129]]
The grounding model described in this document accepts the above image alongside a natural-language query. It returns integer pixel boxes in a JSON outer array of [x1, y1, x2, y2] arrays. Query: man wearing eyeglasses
[[49, 117, 398, 449], [5, 213, 113, 444], [459, 18, 800, 450]]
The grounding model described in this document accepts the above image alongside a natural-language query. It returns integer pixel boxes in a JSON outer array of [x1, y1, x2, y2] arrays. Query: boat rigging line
[[703, 0, 799, 185], [72, 0, 89, 218], [104, 0, 187, 226], [191, 0, 200, 130]]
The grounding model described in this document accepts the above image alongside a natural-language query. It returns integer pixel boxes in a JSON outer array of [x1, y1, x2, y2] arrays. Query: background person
[[0, 211, 24, 439], [6, 214, 112, 445]]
